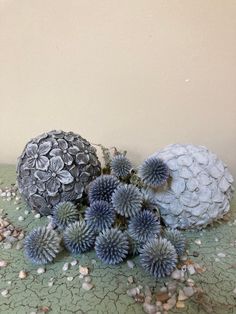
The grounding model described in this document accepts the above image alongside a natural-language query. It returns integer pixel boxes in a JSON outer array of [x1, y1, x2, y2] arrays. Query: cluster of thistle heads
[[24, 150, 186, 279]]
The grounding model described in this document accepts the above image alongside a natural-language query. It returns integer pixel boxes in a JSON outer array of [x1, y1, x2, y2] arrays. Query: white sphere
[[152, 144, 234, 229]]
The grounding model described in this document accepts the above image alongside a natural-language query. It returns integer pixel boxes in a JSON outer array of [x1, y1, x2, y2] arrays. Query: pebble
[[48, 281, 54, 287], [37, 267, 45, 274], [79, 274, 84, 279], [0, 260, 8, 268], [178, 289, 188, 301], [127, 276, 134, 284], [16, 242, 23, 250], [127, 287, 140, 297], [143, 303, 157, 314], [18, 216, 24, 222], [186, 278, 195, 287], [187, 265, 196, 275], [3, 242, 12, 249], [82, 282, 94, 291], [194, 239, 202, 245], [79, 266, 89, 275], [156, 291, 170, 302], [215, 237, 219, 242], [167, 282, 177, 293], [16, 206, 20, 210], [163, 295, 176, 310], [67, 276, 74, 281], [19, 270, 27, 279], [34, 213, 41, 219], [233, 288, 236, 294], [176, 301, 185, 308], [1, 289, 9, 297], [71, 260, 78, 267], [127, 260, 134, 269], [7, 281, 11, 285], [18, 232, 25, 240], [84, 276, 92, 283], [183, 286, 195, 297], [171, 269, 182, 280], [62, 262, 69, 271], [24, 210, 29, 215], [217, 253, 226, 258]]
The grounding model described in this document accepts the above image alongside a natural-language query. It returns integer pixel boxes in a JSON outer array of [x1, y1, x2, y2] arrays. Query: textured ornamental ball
[[63, 221, 96, 254], [95, 228, 129, 265], [17, 130, 101, 216], [89, 175, 120, 203], [163, 228, 186, 257], [152, 144, 235, 229], [139, 157, 170, 188], [139, 237, 177, 278], [112, 184, 142, 217], [85, 200, 116, 233], [52, 201, 79, 229], [110, 154, 132, 178], [128, 210, 161, 242], [24, 227, 61, 265]]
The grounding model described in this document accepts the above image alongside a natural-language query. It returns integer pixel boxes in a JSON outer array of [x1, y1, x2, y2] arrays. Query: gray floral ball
[[17, 130, 101, 215], [152, 144, 234, 229]]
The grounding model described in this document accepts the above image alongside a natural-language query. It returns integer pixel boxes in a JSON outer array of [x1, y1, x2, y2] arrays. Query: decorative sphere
[[152, 144, 234, 229], [17, 130, 101, 215]]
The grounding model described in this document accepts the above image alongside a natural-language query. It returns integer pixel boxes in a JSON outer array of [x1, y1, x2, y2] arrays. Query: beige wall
[[0, 0, 236, 179]]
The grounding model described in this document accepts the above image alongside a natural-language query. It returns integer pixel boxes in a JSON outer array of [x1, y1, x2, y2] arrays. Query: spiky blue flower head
[[141, 189, 160, 215], [125, 232, 144, 256], [95, 228, 129, 265], [163, 228, 186, 257], [112, 184, 142, 217], [128, 210, 161, 242], [139, 157, 169, 188], [24, 227, 61, 265], [85, 200, 116, 233], [110, 154, 132, 178], [139, 237, 177, 278], [52, 201, 79, 229], [63, 221, 96, 254], [89, 175, 120, 203]]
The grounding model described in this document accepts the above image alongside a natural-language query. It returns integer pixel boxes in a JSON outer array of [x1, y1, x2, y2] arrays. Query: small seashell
[[18, 216, 24, 222], [19, 270, 27, 279], [1, 289, 9, 297], [62, 262, 69, 271], [34, 213, 41, 219], [79, 266, 89, 275], [67, 276, 73, 281], [217, 252, 226, 258], [127, 260, 134, 269], [70, 260, 77, 267], [187, 265, 195, 275], [194, 239, 202, 246], [82, 282, 94, 291], [84, 276, 92, 283], [0, 260, 8, 268], [37, 267, 45, 274], [127, 276, 134, 284]]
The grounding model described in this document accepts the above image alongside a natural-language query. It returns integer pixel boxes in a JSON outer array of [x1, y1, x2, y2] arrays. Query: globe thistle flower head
[[125, 232, 144, 256], [52, 201, 79, 229], [63, 221, 96, 254], [112, 184, 142, 217], [95, 228, 129, 265], [141, 188, 160, 215], [89, 175, 120, 203], [24, 227, 61, 264], [139, 157, 170, 188], [85, 200, 116, 233], [163, 228, 186, 256], [139, 237, 177, 278], [110, 154, 132, 178], [128, 210, 161, 242]]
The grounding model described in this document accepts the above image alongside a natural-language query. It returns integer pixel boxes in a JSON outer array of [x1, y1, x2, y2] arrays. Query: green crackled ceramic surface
[[0, 164, 236, 314]]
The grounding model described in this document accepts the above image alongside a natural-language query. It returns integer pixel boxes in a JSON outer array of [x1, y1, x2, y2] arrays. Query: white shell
[[151, 144, 234, 229]]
